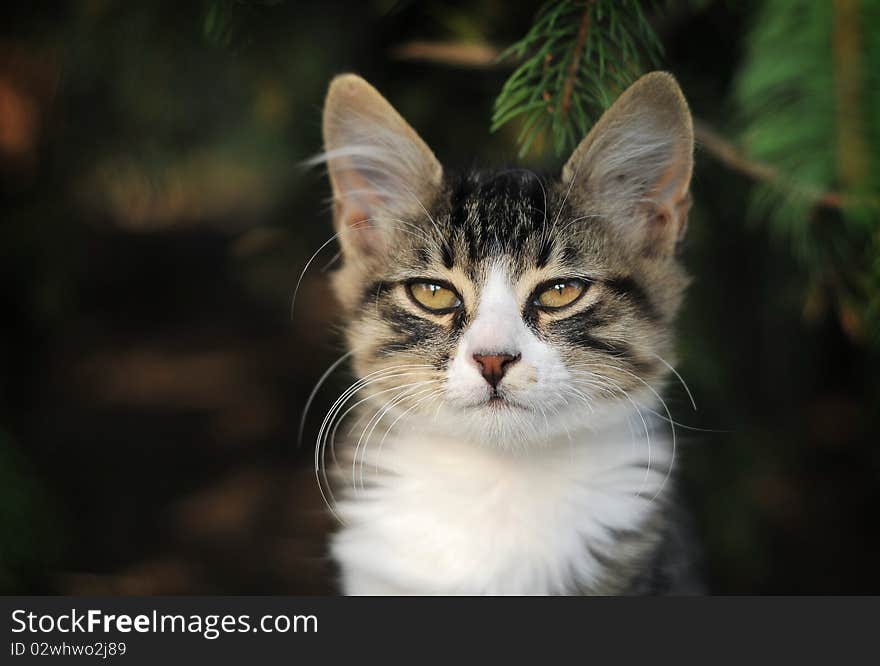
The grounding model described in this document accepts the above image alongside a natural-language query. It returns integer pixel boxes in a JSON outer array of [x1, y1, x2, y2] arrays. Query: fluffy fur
[[313, 73, 702, 595]]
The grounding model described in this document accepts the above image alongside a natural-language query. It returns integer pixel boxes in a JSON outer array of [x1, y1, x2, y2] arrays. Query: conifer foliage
[[733, 0, 880, 341], [491, 0, 661, 158]]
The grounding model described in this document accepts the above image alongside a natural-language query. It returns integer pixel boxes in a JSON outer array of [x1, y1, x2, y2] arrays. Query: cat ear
[[562, 71, 694, 256], [320, 74, 443, 260]]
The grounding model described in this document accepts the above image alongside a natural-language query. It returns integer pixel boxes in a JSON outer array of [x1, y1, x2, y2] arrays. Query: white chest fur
[[330, 411, 672, 595]]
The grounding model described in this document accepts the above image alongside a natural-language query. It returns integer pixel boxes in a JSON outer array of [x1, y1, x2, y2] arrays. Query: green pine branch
[[491, 0, 662, 158], [735, 0, 880, 341]]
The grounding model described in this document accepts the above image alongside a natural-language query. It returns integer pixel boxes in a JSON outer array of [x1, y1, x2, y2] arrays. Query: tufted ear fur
[[320, 74, 443, 263], [562, 71, 694, 257]]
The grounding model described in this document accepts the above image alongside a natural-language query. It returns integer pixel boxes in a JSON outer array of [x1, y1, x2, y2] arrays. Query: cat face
[[319, 73, 693, 447]]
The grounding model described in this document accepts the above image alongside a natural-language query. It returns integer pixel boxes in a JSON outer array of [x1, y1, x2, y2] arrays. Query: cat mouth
[[482, 394, 527, 411]]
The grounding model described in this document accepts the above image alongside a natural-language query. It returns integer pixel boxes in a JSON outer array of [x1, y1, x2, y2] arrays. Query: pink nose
[[472, 352, 521, 388]]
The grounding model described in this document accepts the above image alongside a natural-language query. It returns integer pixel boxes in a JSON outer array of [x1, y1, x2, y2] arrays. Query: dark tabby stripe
[[362, 281, 392, 307], [603, 276, 662, 322]]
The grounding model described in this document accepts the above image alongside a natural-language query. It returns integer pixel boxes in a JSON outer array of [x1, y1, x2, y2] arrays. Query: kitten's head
[[319, 73, 693, 447]]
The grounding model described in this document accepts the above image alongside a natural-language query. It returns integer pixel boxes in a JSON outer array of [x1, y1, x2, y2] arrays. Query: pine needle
[[491, 0, 662, 158]]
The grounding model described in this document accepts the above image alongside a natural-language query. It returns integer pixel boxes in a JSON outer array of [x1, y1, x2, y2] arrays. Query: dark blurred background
[[1, 0, 878, 594]]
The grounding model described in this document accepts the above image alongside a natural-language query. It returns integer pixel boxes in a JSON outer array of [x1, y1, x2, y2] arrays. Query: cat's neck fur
[[331, 396, 676, 595]]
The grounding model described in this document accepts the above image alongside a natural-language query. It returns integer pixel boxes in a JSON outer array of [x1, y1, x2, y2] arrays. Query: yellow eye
[[408, 281, 462, 313], [535, 279, 587, 310]]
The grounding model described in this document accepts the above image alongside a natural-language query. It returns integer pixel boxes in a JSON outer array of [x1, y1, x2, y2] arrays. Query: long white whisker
[[650, 352, 697, 411], [329, 370, 439, 471], [571, 369, 723, 432], [321, 369, 434, 478], [298, 349, 353, 447], [314, 364, 433, 519], [374, 387, 446, 473], [553, 159, 580, 229], [575, 362, 676, 503], [569, 370, 655, 497], [352, 380, 442, 493], [290, 218, 432, 320], [356, 383, 444, 490]]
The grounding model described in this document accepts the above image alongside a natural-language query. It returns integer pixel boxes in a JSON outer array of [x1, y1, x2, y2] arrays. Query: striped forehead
[[439, 171, 557, 268]]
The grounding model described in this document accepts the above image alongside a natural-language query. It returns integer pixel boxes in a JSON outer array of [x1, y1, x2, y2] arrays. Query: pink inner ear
[[333, 164, 387, 256], [336, 202, 386, 256], [641, 147, 692, 253], [639, 198, 689, 256], [641, 206, 672, 256], [673, 193, 692, 242]]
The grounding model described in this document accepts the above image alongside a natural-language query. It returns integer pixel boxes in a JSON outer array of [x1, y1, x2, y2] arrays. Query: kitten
[[313, 72, 702, 595]]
